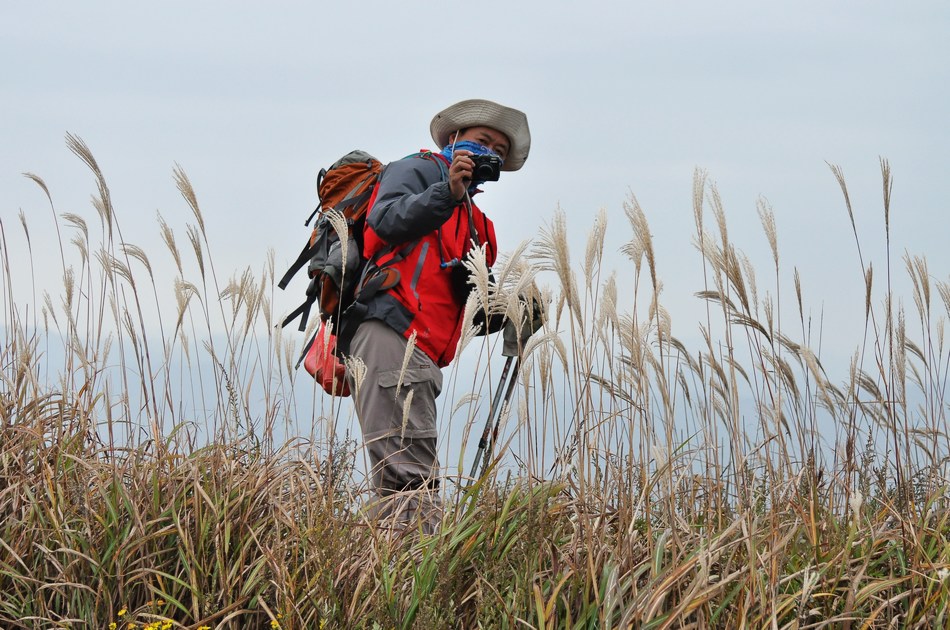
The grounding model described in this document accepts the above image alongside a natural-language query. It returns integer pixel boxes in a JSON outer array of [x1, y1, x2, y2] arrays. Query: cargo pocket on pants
[[376, 364, 442, 439]]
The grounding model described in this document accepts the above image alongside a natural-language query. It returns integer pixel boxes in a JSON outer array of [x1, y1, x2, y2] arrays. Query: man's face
[[454, 126, 511, 164]]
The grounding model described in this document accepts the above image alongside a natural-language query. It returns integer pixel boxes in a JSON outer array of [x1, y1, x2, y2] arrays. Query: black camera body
[[471, 154, 502, 182]]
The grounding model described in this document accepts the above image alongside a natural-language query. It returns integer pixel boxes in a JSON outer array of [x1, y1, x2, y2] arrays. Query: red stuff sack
[[303, 322, 351, 397]]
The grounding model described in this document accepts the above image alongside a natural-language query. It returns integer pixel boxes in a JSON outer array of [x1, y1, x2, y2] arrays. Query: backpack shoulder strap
[[278, 223, 321, 290], [406, 150, 449, 182]]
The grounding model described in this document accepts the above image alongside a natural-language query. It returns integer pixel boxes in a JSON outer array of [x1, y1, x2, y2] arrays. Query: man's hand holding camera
[[449, 149, 476, 202], [449, 151, 503, 202]]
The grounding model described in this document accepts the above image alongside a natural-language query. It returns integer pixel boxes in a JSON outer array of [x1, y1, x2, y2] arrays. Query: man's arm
[[367, 157, 457, 244]]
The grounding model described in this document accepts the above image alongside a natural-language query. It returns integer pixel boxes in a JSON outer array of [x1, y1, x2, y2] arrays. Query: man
[[343, 99, 535, 533]]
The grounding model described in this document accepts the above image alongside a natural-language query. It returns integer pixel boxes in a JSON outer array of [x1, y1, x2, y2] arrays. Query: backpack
[[279, 149, 446, 395], [279, 150, 385, 331], [278, 150, 395, 395]]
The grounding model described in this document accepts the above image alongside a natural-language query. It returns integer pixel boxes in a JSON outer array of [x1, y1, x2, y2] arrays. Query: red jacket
[[362, 152, 497, 366]]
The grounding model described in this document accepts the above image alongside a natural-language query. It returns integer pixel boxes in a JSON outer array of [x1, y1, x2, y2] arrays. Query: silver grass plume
[[695, 228, 724, 272], [219, 268, 253, 318], [345, 355, 367, 399], [938, 279, 950, 321], [904, 254, 930, 321], [456, 292, 480, 354], [62, 267, 75, 312], [173, 332, 192, 367], [452, 392, 480, 416], [724, 245, 750, 314], [260, 295, 272, 330], [174, 164, 205, 237], [61, 213, 89, 242], [621, 194, 655, 292], [584, 208, 608, 282], [757, 196, 778, 268], [537, 341, 552, 400], [800, 347, 835, 413], [43, 292, 58, 328], [794, 268, 804, 320], [282, 337, 295, 377], [534, 208, 581, 326], [709, 183, 728, 251], [174, 279, 198, 333], [828, 162, 854, 226], [461, 242, 493, 315], [97, 248, 134, 288], [597, 271, 619, 343], [395, 330, 418, 402], [17, 211, 30, 250], [739, 250, 758, 315], [326, 209, 349, 284], [894, 307, 906, 403], [241, 270, 266, 338], [400, 389, 415, 440], [492, 239, 531, 289], [23, 172, 51, 202], [881, 158, 892, 233], [66, 133, 113, 239], [655, 301, 672, 343], [121, 243, 152, 280], [69, 234, 88, 266], [157, 212, 183, 275], [692, 169, 708, 235], [763, 298, 774, 337], [265, 248, 276, 286], [187, 224, 205, 280], [521, 330, 559, 362]]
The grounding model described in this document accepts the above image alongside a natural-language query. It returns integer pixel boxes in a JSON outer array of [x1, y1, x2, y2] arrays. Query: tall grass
[[2, 139, 949, 628]]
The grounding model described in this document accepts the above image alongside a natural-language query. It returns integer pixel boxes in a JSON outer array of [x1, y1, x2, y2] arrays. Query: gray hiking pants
[[346, 319, 443, 533]]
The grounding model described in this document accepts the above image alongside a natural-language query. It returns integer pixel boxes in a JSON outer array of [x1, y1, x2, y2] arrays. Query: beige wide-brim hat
[[430, 99, 530, 171]]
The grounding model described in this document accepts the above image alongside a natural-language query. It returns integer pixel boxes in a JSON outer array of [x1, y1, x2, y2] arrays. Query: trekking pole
[[479, 357, 521, 479], [469, 356, 519, 480]]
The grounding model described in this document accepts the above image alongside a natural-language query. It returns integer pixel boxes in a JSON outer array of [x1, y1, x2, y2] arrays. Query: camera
[[471, 154, 502, 182]]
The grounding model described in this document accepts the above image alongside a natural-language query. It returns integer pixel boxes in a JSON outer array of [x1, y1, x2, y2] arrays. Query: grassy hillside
[[2, 139, 948, 628]]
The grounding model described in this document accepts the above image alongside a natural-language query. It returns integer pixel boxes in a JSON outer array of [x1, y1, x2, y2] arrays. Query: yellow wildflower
[[270, 621, 280, 629], [197, 627, 210, 630], [109, 624, 117, 630], [117, 609, 127, 618]]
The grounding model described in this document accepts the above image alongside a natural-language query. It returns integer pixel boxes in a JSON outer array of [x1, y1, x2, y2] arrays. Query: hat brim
[[430, 99, 530, 171]]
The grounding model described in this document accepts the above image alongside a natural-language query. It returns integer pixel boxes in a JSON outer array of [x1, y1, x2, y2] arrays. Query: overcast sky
[[2, 2, 948, 391]]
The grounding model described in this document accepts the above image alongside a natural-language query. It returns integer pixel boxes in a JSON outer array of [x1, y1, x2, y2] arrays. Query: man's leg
[[363, 434, 442, 532], [347, 319, 443, 532]]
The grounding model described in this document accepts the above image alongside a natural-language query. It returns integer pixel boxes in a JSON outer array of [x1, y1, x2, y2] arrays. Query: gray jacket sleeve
[[367, 155, 457, 244]]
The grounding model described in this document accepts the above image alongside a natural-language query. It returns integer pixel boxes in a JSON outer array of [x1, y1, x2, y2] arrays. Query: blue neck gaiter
[[440, 140, 496, 162]]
